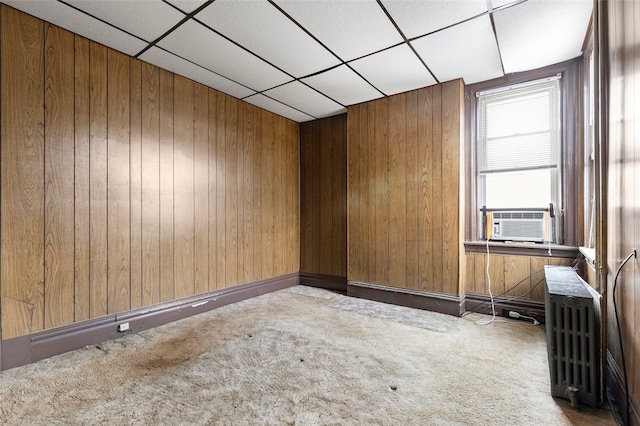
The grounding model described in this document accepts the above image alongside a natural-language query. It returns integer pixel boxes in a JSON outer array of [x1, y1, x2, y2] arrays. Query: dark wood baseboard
[[347, 281, 465, 317], [607, 350, 640, 426], [1, 273, 299, 371], [299, 272, 347, 293], [463, 292, 545, 323]]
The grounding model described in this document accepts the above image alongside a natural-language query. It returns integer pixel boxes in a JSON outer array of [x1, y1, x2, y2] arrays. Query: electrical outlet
[[117, 322, 130, 332]]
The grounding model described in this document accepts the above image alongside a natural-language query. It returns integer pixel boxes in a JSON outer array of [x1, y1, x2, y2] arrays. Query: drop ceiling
[[1, 0, 593, 123]]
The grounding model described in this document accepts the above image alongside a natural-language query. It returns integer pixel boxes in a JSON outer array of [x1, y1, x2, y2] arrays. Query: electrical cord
[[475, 239, 497, 326], [612, 249, 636, 426]]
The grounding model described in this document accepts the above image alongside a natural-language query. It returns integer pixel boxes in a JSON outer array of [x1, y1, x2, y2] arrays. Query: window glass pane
[[484, 169, 551, 209], [486, 91, 551, 138], [483, 133, 554, 172]]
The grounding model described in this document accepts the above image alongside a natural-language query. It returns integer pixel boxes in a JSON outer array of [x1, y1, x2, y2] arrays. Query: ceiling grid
[[1, 0, 593, 122]]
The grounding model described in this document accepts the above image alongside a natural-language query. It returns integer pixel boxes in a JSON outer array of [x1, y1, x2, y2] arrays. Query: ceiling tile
[[350, 44, 436, 96], [244, 94, 316, 122], [195, 0, 340, 78], [1, 0, 146, 56], [382, 0, 488, 39], [139, 47, 255, 99], [165, 0, 210, 14], [412, 15, 503, 84], [64, 0, 185, 43], [264, 81, 345, 119], [493, 0, 592, 73], [273, 0, 403, 61], [302, 65, 383, 107], [158, 20, 291, 92]]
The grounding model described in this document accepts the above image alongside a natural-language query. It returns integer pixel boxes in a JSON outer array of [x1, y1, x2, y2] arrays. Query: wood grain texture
[[141, 62, 160, 306], [173, 76, 195, 299], [388, 93, 407, 288], [74, 35, 91, 322], [107, 49, 131, 314], [44, 23, 75, 329], [299, 114, 347, 278], [1, 7, 46, 339], [346, 81, 465, 296], [194, 83, 209, 295], [89, 41, 108, 318], [159, 69, 174, 303], [129, 59, 143, 310], [1, 6, 300, 339]]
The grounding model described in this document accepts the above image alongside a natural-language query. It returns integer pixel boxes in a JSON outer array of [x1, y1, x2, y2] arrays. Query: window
[[476, 76, 562, 242]]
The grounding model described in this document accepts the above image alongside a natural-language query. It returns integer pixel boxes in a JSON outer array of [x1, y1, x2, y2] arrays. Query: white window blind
[[477, 77, 561, 175]]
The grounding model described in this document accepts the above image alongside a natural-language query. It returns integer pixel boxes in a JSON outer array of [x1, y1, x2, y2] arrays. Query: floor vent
[[544, 265, 601, 407]]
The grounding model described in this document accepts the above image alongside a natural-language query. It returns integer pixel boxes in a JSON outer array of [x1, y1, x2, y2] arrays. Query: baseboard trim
[[463, 292, 545, 323], [347, 281, 465, 317], [1, 273, 299, 371], [607, 350, 640, 426], [299, 272, 347, 293]]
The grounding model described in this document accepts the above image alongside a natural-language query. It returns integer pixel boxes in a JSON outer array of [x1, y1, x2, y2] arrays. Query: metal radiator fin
[[544, 265, 601, 407]]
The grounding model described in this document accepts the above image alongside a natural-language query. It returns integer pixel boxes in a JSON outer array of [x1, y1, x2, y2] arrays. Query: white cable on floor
[[476, 238, 496, 326]]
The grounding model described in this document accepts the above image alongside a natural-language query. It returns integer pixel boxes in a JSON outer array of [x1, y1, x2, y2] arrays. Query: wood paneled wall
[[0, 5, 300, 340], [604, 0, 640, 417], [300, 115, 347, 277], [465, 253, 574, 301], [347, 80, 465, 295]]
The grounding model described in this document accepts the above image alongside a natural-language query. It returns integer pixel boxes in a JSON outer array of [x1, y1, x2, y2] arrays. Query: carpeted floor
[[0, 286, 615, 425]]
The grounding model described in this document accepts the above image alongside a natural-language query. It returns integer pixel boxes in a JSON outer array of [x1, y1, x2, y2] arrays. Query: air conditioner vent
[[486, 210, 551, 242]]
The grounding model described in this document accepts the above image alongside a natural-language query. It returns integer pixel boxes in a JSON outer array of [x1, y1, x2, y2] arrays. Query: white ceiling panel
[[382, 0, 488, 39], [412, 15, 503, 84], [195, 0, 340, 77], [244, 94, 315, 123], [65, 0, 185, 43], [274, 0, 403, 61], [158, 20, 291, 91], [350, 44, 436, 96], [166, 0, 209, 14], [1, 0, 147, 56], [302, 65, 383, 107], [494, 0, 592, 73], [139, 47, 255, 99], [264, 81, 346, 119]]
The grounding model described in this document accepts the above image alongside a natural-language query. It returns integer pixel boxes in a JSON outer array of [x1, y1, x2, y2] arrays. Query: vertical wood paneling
[[332, 115, 347, 276], [441, 80, 462, 295], [214, 92, 227, 288], [194, 83, 209, 295], [347, 82, 464, 296], [319, 119, 333, 274], [130, 59, 143, 310], [141, 62, 160, 306], [252, 107, 263, 281], [405, 91, 419, 288], [374, 99, 389, 284], [225, 96, 239, 287], [1, 6, 300, 340], [74, 35, 91, 322], [418, 87, 434, 291], [262, 110, 275, 279], [173, 76, 195, 299], [242, 103, 255, 283], [107, 49, 131, 314], [431, 84, 444, 293], [1, 8, 45, 339], [207, 89, 218, 290], [159, 69, 174, 302], [89, 41, 108, 318], [388, 93, 407, 288], [44, 24, 75, 329]]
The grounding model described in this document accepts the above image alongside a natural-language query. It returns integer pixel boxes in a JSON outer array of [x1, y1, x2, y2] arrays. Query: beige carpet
[[0, 286, 615, 425]]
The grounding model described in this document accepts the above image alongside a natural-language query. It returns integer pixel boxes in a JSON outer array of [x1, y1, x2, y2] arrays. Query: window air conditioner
[[484, 206, 554, 243]]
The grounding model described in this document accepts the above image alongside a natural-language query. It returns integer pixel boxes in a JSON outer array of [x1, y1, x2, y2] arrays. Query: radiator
[[544, 265, 601, 407]]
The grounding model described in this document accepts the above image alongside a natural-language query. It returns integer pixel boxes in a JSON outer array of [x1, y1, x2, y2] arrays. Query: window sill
[[464, 240, 579, 258], [578, 246, 596, 265]]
